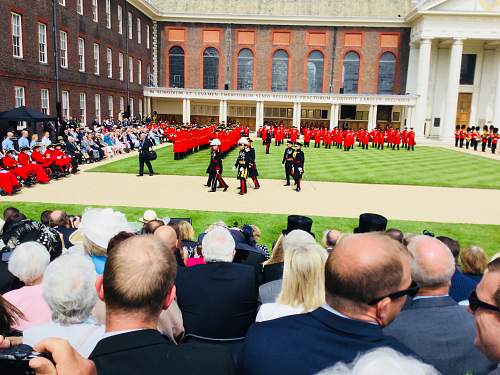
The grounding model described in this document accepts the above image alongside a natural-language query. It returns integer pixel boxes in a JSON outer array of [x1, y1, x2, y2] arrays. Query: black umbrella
[[0, 106, 56, 122]]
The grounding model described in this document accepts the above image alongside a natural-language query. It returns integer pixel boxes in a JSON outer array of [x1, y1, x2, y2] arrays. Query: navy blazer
[[450, 269, 478, 302], [239, 307, 415, 375], [384, 296, 494, 375]]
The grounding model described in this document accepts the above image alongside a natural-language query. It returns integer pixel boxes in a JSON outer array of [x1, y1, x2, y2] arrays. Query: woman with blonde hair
[[460, 246, 488, 283], [256, 242, 327, 322]]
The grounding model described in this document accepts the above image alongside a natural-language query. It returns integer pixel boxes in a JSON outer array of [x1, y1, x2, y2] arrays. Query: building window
[[93, 43, 100, 75], [138, 98, 143, 118], [79, 92, 86, 124], [119, 52, 124, 80], [61, 90, 69, 119], [146, 25, 150, 49], [40, 89, 50, 114], [203, 47, 219, 89], [58, 0, 65, 5], [146, 64, 151, 86], [460, 54, 476, 85], [106, 48, 112, 78], [117, 5, 123, 34], [92, 0, 98, 22], [342, 51, 360, 94], [128, 12, 132, 40], [60, 31, 68, 68], [11, 13, 23, 58], [105, 0, 111, 28], [377, 52, 396, 94], [237, 48, 253, 90], [129, 98, 134, 117], [77, 0, 83, 15], [138, 60, 142, 84], [129, 56, 134, 83], [137, 18, 141, 44], [38, 23, 47, 64], [169, 46, 184, 88], [272, 49, 289, 92], [95, 94, 101, 123], [14, 86, 25, 107], [307, 50, 324, 93], [119, 96, 124, 114], [107, 96, 113, 118], [78, 38, 85, 72]]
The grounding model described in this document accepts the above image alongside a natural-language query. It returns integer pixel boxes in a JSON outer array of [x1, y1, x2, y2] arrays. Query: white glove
[[299, 168, 303, 173]]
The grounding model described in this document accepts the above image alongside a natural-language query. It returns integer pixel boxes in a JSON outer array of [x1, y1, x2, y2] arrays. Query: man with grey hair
[[384, 235, 494, 375], [176, 226, 259, 339], [322, 229, 341, 253], [23, 253, 104, 357]]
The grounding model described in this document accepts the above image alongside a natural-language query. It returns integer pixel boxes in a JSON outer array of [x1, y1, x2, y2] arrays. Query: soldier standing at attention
[[282, 140, 294, 186], [246, 139, 260, 189], [264, 130, 272, 154], [234, 138, 249, 195], [206, 139, 228, 193], [292, 142, 305, 192]]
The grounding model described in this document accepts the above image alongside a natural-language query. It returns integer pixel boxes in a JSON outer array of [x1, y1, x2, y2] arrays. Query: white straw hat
[[139, 209, 159, 223]]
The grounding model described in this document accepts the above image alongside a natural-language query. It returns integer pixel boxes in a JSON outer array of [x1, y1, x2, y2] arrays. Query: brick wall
[[0, 0, 153, 123]]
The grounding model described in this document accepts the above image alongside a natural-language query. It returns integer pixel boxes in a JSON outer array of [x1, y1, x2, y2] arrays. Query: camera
[[0, 344, 53, 375]]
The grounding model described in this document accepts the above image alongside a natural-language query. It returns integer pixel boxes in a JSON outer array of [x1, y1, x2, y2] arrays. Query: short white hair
[[202, 227, 235, 262], [8, 242, 50, 284], [317, 347, 439, 375], [283, 230, 316, 252]]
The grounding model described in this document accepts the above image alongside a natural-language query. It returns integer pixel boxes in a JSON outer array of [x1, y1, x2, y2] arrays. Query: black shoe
[[254, 186, 260, 190], [296, 188, 301, 192], [223, 186, 228, 192], [136, 174, 143, 177], [284, 183, 290, 186], [209, 189, 216, 192], [149, 173, 154, 176], [239, 192, 245, 195]]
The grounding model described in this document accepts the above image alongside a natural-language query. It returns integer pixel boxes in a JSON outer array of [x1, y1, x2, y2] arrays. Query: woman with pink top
[[2, 242, 52, 331]]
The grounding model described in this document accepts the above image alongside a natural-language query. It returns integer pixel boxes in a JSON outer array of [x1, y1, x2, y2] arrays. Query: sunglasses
[[468, 291, 499, 313], [369, 285, 420, 305]]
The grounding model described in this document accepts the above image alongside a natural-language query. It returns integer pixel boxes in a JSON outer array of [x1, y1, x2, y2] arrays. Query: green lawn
[[2, 201, 499, 258], [89, 143, 500, 190]]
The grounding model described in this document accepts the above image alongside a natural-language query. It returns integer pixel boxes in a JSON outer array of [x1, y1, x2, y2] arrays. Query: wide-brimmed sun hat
[[139, 209, 159, 223], [69, 208, 134, 248]]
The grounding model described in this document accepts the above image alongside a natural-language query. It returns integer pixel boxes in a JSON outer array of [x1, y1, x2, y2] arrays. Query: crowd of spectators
[[0, 207, 498, 375]]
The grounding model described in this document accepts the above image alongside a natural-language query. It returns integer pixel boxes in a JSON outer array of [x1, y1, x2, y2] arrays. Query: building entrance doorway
[[456, 93, 472, 128]]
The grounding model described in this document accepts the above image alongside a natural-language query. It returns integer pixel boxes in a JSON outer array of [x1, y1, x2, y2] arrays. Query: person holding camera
[[137, 132, 155, 177]]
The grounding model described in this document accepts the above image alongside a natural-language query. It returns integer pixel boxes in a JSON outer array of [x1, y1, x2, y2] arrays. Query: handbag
[[147, 150, 157, 161]]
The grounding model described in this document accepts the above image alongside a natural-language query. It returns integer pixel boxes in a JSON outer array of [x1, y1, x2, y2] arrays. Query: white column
[[414, 38, 433, 138], [368, 105, 378, 130], [494, 46, 500, 128], [296, 103, 301, 132], [182, 98, 188, 124], [255, 101, 264, 127], [329, 104, 339, 130], [186, 99, 190, 123], [292, 103, 297, 128], [219, 100, 224, 124], [406, 106, 415, 129], [222, 100, 228, 123], [441, 39, 464, 141]]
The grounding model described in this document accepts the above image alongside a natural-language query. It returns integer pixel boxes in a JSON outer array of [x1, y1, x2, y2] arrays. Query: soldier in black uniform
[[234, 138, 249, 195], [282, 140, 294, 186], [206, 139, 228, 192], [246, 139, 260, 189], [137, 132, 155, 177], [265, 131, 272, 154], [292, 142, 305, 192]]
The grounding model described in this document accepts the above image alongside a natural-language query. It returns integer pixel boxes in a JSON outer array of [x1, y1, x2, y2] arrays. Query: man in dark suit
[[239, 233, 418, 375], [137, 132, 154, 176], [384, 235, 493, 375], [176, 227, 259, 339], [88, 235, 235, 375]]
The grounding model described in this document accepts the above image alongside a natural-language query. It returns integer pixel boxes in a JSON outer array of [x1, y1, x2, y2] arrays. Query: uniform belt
[[286, 158, 293, 161]]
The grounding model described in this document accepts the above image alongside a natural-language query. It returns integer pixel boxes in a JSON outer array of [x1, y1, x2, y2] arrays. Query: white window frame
[[93, 43, 100, 75], [146, 64, 151, 86], [92, 0, 98, 22], [129, 56, 134, 83], [107, 96, 113, 118], [38, 23, 47, 64], [58, 0, 66, 5], [128, 12, 132, 40], [41, 89, 50, 115], [105, 0, 111, 29], [78, 37, 85, 72], [129, 97, 134, 117], [117, 5, 123, 35], [138, 98, 143, 118], [106, 48, 112, 78], [138, 60, 142, 85], [118, 52, 124, 81], [119, 96, 124, 115], [146, 25, 150, 49], [95, 94, 101, 123], [77, 0, 84, 15], [137, 18, 141, 44], [61, 90, 70, 120], [60, 30, 68, 68], [11, 13, 23, 58], [14, 86, 25, 108], [79, 92, 87, 125]]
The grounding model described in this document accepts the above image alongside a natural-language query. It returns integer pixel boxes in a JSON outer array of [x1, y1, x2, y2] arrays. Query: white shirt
[[256, 303, 305, 322], [23, 319, 105, 358]]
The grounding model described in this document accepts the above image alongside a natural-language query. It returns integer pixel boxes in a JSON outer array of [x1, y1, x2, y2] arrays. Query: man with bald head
[[240, 233, 417, 375], [384, 235, 493, 375], [154, 225, 185, 267]]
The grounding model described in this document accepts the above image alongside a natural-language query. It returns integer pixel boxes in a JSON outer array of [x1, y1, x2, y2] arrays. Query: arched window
[[203, 47, 219, 89], [307, 51, 324, 93], [169, 46, 185, 88], [342, 51, 360, 94], [378, 52, 396, 94], [237, 48, 254, 90], [271, 49, 289, 92]]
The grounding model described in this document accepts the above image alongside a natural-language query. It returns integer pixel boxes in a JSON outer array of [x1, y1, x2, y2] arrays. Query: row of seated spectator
[[0, 207, 498, 374]]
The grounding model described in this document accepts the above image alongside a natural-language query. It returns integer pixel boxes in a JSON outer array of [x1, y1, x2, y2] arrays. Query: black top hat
[[287, 140, 293, 144], [283, 215, 314, 236], [353, 213, 388, 234], [5, 149, 16, 154], [247, 139, 253, 143], [32, 144, 42, 149], [20, 147, 30, 152], [295, 142, 303, 146]]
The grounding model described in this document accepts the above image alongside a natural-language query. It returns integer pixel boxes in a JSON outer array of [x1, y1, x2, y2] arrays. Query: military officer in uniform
[[291, 142, 305, 192], [206, 139, 228, 192], [137, 132, 155, 177], [246, 139, 260, 189], [282, 140, 294, 186], [234, 138, 249, 195]]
